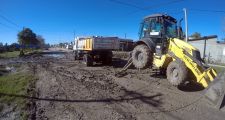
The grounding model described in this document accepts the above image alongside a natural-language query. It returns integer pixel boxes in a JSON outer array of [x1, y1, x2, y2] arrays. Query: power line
[[142, 0, 184, 11], [189, 9, 225, 13], [0, 22, 11, 28], [109, 0, 144, 10], [0, 22, 19, 31], [0, 14, 21, 29], [110, 0, 184, 15]]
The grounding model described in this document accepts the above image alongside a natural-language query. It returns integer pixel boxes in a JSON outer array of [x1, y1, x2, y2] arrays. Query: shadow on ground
[[178, 82, 205, 92], [0, 90, 162, 107]]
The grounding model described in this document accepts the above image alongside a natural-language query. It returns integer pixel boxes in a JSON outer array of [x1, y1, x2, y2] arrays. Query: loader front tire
[[132, 44, 152, 69], [166, 60, 188, 86]]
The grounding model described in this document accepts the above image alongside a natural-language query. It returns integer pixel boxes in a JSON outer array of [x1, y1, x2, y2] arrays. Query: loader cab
[[139, 14, 178, 42]]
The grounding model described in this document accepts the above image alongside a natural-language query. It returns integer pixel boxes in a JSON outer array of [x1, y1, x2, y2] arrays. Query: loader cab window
[[150, 19, 162, 35], [139, 18, 162, 39], [164, 19, 177, 38], [139, 21, 149, 39]]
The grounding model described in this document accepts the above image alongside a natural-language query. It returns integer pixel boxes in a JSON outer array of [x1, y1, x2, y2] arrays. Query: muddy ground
[[1, 49, 225, 120]]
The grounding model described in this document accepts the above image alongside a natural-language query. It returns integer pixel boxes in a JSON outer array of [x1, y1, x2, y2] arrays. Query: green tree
[[190, 32, 201, 39], [0, 42, 3, 53], [59, 43, 64, 48], [36, 35, 45, 48], [17, 28, 38, 55], [17, 28, 38, 46]]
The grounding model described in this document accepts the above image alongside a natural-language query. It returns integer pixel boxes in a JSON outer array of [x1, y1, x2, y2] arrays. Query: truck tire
[[83, 54, 93, 66], [74, 53, 78, 60], [103, 51, 112, 65], [132, 44, 153, 69], [105, 55, 112, 65], [166, 60, 188, 86]]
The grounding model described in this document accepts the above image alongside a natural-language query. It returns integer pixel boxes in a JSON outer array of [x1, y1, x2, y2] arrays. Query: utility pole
[[183, 8, 188, 42], [125, 33, 127, 39]]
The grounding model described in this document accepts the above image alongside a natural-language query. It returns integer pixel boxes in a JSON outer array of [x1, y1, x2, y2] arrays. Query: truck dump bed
[[74, 36, 120, 51], [93, 37, 119, 50]]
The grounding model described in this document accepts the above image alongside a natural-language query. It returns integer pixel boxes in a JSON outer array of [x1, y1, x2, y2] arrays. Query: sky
[[0, 0, 225, 44]]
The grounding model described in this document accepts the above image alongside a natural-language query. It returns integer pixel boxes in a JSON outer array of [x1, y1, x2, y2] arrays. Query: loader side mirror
[[177, 26, 184, 40], [177, 18, 184, 40]]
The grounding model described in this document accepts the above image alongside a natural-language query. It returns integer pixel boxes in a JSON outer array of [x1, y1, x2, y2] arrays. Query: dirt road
[[1, 49, 225, 120], [26, 50, 224, 120]]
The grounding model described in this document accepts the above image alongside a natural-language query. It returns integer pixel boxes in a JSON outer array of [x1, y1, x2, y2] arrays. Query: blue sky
[[0, 0, 224, 44]]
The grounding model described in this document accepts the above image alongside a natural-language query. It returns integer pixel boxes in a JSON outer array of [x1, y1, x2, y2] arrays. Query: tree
[[45, 43, 50, 48], [17, 28, 38, 46], [190, 32, 201, 39], [17, 28, 38, 55], [0, 42, 3, 48], [59, 43, 64, 48], [0, 42, 3, 53], [36, 35, 45, 48], [10, 43, 20, 51], [4, 43, 8, 51]]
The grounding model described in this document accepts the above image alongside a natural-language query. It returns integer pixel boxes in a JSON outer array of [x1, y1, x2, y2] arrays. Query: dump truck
[[73, 36, 119, 66], [118, 14, 225, 108]]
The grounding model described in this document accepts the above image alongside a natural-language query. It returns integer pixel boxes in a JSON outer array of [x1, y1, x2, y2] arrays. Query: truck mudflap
[[204, 70, 225, 109]]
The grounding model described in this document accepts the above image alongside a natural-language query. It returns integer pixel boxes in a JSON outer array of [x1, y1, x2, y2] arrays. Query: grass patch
[[23, 49, 42, 54], [0, 51, 20, 58], [0, 49, 42, 58], [0, 72, 36, 119], [0, 73, 35, 106]]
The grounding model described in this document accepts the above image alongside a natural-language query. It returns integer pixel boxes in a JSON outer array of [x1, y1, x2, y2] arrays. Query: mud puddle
[[41, 51, 65, 58]]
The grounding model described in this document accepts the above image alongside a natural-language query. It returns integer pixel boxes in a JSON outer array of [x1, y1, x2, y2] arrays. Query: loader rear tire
[[132, 44, 153, 69], [166, 60, 188, 86]]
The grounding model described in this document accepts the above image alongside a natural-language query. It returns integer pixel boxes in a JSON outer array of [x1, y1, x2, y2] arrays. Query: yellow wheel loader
[[118, 14, 225, 108]]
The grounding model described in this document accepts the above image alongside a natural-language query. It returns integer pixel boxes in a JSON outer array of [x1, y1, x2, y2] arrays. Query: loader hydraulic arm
[[168, 38, 217, 88]]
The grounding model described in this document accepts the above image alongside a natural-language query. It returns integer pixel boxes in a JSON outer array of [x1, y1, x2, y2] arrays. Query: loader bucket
[[204, 70, 225, 109]]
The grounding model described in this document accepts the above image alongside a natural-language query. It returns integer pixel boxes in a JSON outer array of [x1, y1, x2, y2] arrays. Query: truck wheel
[[74, 51, 79, 60], [166, 60, 188, 86], [83, 54, 93, 66], [102, 55, 112, 65], [132, 44, 152, 69], [106, 55, 112, 65], [102, 51, 112, 65], [74, 54, 78, 60]]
